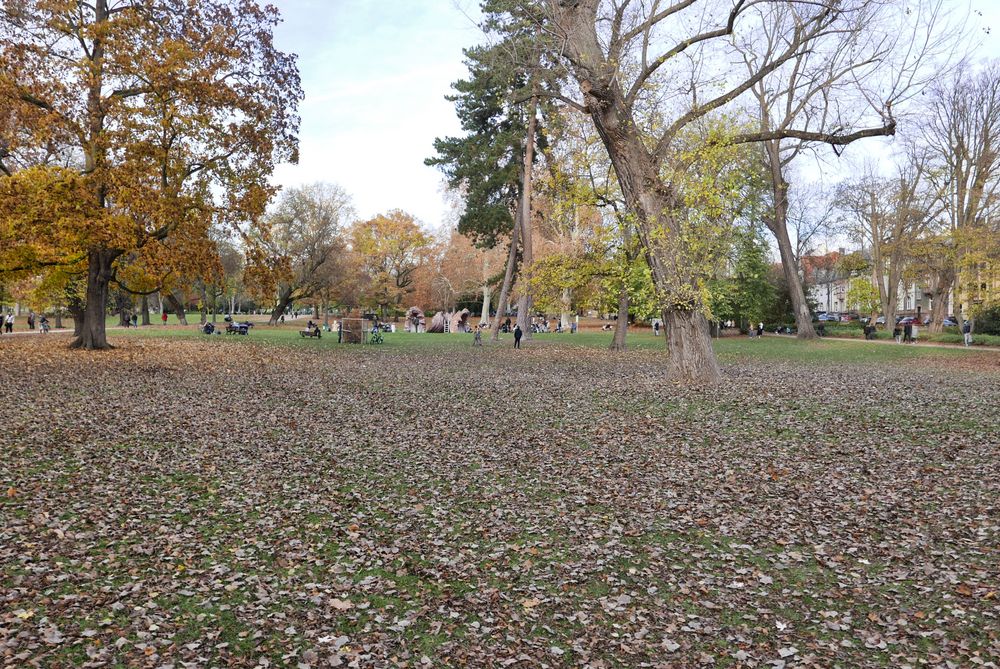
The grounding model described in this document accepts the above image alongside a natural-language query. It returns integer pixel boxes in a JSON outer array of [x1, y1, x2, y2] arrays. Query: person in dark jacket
[[513, 324, 523, 349], [903, 322, 912, 343], [963, 321, 972, 347]]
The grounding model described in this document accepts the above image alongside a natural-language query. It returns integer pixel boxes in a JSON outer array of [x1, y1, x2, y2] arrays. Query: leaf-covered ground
[[2, 334, 998, 668]]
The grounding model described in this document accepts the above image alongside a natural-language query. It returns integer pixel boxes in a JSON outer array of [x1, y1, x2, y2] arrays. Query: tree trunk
[[71, 250, 115, 349], [489, 217, 521, 342], [664, 310, 721, 383], [610, 283, 629, 351], [118, 296, 128, 327], [68, 302, 84, 337], [480, 284, 491, 326], [928, 279, 951, 333], [199, 285, 208, 324], [140, 295, 150, 326], [560, 287, 572, 332], [555, 52, 724, 383], [269, 288, 293, 325], [164, 292, 187, 326], [514, 94, 538, 340], [762, 142, 817, 339], [54, 307, 63, 329]]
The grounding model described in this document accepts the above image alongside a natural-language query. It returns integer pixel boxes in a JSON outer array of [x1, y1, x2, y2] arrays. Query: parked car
[[942, 317, 959, 326], [817, 313, 839, 322], [875, 316, 886, 325], [897, 316, 918, 326], [839, 313, 859, 322]]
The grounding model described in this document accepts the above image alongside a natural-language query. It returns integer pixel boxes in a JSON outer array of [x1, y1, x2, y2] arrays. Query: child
[[893, 325, 902, 343], [473, 326, 482, 347]]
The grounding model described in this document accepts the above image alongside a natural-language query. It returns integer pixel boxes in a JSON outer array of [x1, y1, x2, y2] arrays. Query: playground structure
[[338, 317, 375, 344], [449, 308, 471, 333], [405, 306, 426, 333], [426, 308, 471, 334]]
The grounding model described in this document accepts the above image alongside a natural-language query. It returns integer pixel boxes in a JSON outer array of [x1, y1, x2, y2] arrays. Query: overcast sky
[[269, 1, 483, 232], [268, 1, 1000, 231]]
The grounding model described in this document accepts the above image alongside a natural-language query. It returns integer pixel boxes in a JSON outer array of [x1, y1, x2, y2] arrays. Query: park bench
[[299, 328, 321, 338]]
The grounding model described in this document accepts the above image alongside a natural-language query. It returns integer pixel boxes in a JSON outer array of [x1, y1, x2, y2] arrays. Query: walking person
[[903, 321, 912, 343], [161, 311, 168, 326], [962, 321, 973, 347], [27, 312, 35, 330], [131, 313, 138, 328], [893, 324, 902, 344], [513, 324, 522, 349], [473, 325, 482, 347], [757, 321, 764, 339], [4, 312, 13, 333]]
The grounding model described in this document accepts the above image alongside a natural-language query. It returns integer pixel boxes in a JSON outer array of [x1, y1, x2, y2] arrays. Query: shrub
[[974, 305, 1000, 335]]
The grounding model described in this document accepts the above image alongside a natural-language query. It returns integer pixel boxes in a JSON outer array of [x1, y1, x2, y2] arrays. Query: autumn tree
[[251, 183, 351, 326], [350, 210, 433, 317], [0, 0, 301, 349], [846, 277, 881, 318]]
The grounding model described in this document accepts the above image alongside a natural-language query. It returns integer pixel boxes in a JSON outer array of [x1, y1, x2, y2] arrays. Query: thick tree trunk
[[68, 302, 84, 337], [140, 295, 150, 326], [71, 250, 116, 349], [664, 310, 721, 383], [118, 294, 128, 327], [561, 62, 724, 383], [928, 285, 950, 333], [54, 308, 63, 329], [515, 95, 538, 340], [560, 287, 572, 332], [763, 142, 817, 339], [269, 288, 293, 325], [610, 283, 629, 351], [489, 218, 520, 342], [164, 293, 188, 326], [923, 268, 953, 333]]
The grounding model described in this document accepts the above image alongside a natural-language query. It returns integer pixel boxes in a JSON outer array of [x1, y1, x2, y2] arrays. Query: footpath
[[774, 332, 1000, 352]]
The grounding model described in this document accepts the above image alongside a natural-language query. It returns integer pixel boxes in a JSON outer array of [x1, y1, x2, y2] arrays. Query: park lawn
[[117, 322, 987, 366], [2, 334, 998, 667]]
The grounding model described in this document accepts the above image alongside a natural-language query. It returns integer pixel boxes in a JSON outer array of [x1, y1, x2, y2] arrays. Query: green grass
[[112, 323, 989, 365]]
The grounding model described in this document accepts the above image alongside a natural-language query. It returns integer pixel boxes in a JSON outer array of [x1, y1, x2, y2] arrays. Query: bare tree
[[530, 0, 949, 383], [737, 0, 950, 338], [921, 61, 1000, 331], [786, 181, 837, 264], [837, 148, 940, 327]]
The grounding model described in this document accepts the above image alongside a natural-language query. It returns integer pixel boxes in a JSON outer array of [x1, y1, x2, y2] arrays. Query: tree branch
[[727, 120, 896, 148], [625, 0, 749, 106]]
